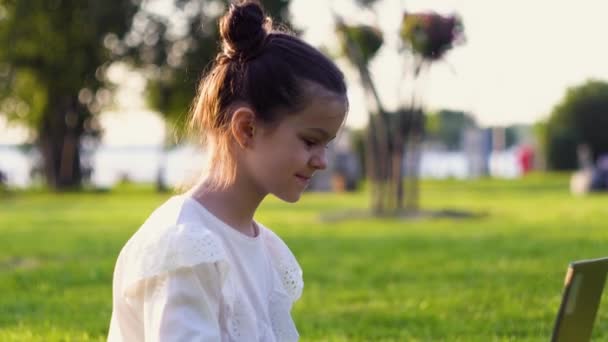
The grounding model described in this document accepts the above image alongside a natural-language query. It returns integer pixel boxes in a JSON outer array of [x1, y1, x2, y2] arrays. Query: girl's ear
[[230, 106, 256, 148]]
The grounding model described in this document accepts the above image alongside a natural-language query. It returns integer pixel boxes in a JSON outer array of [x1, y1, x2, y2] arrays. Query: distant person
[[591, 154, 608, 191], [0, 169, 6, 192], [107, 2, 348, 341], [516, 144, 534, 175]]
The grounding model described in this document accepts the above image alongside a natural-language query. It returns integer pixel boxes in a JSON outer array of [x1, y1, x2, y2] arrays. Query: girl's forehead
[[292, 93, 347, 123], [299, 81, 347, 111]]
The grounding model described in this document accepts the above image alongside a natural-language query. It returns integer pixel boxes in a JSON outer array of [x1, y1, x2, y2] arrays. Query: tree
[[122, 0, 293, 136], [0, 0, 292, 190], [334, 1, 464, 214], [0, 0, 139, 189], [335, 21, 390, 212], [544, 80, 608, 170]]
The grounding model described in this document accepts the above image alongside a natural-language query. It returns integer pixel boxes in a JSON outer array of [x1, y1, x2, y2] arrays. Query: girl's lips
[[295, 174, 311, 184]]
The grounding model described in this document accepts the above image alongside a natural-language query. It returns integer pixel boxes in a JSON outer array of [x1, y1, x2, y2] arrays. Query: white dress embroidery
[[108, 195, 304, 342]]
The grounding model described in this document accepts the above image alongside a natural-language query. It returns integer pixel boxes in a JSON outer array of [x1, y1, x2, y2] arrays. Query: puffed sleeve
[[113, 222, 232, 341], [142, 263, 224, 342]]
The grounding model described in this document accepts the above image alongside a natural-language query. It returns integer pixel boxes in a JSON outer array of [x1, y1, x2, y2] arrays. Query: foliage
[[547, 128, 578, 170], [400, 12, 464, 61], [0, 0, 139, 188], [4, 176, 608, 340], [120, 0, 293, 133], [425, 109, 477, 150], [0, 0, 293, 187], [0, 0, 137, 129], [544, 80, 608, 170], [335, 23, 383, 66]]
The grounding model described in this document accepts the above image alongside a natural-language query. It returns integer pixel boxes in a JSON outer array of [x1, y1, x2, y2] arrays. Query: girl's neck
[[190, 179, 264, 237]]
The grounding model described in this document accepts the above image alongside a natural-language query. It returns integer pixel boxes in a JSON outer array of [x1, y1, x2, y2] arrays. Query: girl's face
[[245, 90, 347, 202]]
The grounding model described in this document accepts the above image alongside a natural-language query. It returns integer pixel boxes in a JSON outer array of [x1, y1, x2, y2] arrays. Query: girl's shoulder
[[116, 195, 229, 297], [258, 224, 304, 302]]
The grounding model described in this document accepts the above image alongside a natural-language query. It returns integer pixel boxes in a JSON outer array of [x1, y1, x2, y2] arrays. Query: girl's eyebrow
[[306, 127, 335, 140]]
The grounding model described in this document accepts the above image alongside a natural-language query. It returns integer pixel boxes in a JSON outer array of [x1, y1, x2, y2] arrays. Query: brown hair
[[189, 0, 347, 190]]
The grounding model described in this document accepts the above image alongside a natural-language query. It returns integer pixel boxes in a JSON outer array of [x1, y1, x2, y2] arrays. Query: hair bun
[[220, 1, 271, 60]]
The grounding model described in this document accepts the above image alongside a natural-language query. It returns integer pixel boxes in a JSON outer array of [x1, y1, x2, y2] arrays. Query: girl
[[107, 1, 348, 341]]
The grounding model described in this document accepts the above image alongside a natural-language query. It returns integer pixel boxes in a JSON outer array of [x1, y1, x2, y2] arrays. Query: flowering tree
[[399, 11, 464, 212], [401, 12, 463, 61], [336, 4, 463, 215]]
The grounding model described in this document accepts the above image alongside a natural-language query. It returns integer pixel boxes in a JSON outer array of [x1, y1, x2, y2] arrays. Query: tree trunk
[[38, 95, 83, 190], [356, 65, 393, 214], [366, 117, 381, 214], [402, 61, 425, 213], [393, 136, 405, 210], [404, 110, 423, 212], [337, 29, 393, 214]]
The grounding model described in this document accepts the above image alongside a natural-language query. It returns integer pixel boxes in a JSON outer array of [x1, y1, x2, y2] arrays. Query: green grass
[[1, 174, 608, 341]]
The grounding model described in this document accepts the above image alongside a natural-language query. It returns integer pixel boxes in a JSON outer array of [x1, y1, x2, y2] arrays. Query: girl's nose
[[310, 149, 328, 170]]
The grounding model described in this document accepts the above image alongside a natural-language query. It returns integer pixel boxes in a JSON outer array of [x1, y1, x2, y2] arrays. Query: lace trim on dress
[[122, 222, 229, 297], [262, 229, 304, 302], [269, 286, 300, 341], [261, 228, 303, 342]]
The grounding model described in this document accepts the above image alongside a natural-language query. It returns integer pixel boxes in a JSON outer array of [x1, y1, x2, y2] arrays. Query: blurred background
[[2, 0, 608, 193], [2, 0, 608, 341]]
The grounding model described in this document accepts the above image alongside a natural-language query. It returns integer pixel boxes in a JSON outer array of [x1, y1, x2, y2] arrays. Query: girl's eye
[[301, 137, 331, 149], [301, 138, 317, 147]]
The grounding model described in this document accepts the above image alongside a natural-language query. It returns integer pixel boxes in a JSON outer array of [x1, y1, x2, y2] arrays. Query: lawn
[[1, 174, 608, 341]]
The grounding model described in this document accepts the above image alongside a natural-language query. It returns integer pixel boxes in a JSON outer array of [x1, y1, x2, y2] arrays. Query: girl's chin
[[275, 191, 302, 203]]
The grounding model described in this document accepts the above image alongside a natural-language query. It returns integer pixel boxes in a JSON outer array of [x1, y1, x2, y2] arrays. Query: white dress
[[107, 195, 303, 341]]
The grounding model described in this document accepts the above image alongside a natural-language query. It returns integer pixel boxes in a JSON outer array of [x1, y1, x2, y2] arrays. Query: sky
[[292, 0, 608, 128], [2, 0, 608, 145]]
